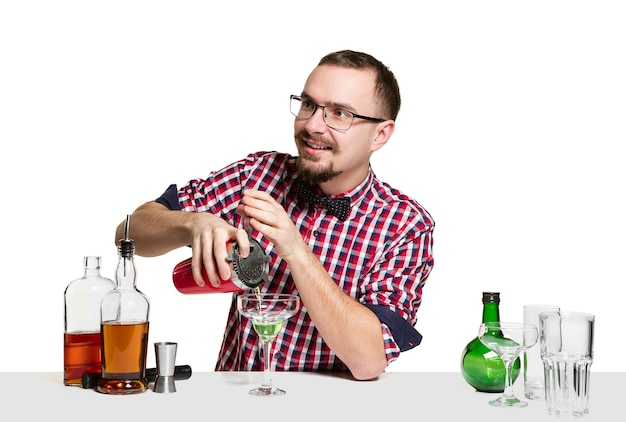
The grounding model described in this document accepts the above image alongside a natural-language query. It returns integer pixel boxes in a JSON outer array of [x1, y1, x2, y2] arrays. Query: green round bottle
[[460, 291, 521, 392]]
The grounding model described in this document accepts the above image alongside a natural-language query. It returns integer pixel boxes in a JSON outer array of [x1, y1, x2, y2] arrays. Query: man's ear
[[370, 120, 395, 153]]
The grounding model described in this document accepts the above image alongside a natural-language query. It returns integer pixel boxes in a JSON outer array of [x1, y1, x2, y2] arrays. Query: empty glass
[[540, 311, 595, 417], [478, 322, 538, 408], [523, 304, 560, 399]]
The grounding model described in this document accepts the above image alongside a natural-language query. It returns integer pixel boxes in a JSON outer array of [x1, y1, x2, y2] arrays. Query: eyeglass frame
[[290, 94, 386, 131]]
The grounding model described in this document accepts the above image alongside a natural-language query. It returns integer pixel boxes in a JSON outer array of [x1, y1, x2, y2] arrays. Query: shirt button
[[313, 230, 319, 237]]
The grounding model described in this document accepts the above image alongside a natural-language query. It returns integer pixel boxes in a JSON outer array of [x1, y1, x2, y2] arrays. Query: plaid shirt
[[157, 151, 435, 372]]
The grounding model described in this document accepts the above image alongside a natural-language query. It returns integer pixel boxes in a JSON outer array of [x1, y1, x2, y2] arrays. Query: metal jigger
[[153, 342, 178, 393]]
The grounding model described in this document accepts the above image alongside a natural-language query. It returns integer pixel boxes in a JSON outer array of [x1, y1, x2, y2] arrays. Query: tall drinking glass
[[523, 304, 560, 399], [540, 311, 595, 417]]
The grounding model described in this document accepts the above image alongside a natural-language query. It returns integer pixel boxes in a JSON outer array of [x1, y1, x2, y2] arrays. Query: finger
[[242, 189, 277, 210], [197, 233, 222, 288], [244, 204, 279, 230], [236, 204, 252, 235], [190, 237, 206, 287], [213, 237, 233, 282], [233, 227, 250, 258]]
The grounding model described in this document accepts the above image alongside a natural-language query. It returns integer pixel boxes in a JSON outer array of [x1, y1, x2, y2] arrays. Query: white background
[[1, 1, 624, 373]]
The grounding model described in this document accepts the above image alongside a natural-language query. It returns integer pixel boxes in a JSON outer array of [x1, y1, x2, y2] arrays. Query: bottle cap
[[482, 292, 500, 303]]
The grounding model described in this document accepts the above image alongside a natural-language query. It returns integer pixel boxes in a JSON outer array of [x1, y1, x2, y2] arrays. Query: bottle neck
[[482, 301, 500, 323], [116, 255, 136, 289], [84, 269, 101, 277], [84, 256, 102, 277]]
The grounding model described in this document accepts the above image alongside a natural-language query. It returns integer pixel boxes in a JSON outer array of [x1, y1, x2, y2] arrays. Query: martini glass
[[237, 292, 300, 396], [478, 322, 538, 408]]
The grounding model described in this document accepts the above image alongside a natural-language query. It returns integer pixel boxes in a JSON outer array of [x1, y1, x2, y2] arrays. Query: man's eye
[[301, 100, 315, 110], [332, 108, 351, 120]]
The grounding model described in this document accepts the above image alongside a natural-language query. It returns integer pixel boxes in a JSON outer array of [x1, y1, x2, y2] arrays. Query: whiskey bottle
[[97, 215, 150, 394], [63, 256, 115, 386]]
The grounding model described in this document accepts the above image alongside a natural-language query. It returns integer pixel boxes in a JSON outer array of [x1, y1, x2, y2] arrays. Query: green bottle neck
[[482, 301, 500, 323]]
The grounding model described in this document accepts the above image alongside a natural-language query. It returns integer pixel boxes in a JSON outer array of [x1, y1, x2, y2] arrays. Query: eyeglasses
[[290, 95, 386, 131]]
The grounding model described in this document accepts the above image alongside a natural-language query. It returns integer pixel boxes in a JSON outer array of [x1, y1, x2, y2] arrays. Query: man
[[115, 50, 435, 381]]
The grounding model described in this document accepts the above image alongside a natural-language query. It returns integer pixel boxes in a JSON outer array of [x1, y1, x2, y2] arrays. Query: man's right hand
[[114, 201, 250, 287]]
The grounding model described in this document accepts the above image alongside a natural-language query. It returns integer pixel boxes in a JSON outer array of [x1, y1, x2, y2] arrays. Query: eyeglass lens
[[290, 96, 354, 131]]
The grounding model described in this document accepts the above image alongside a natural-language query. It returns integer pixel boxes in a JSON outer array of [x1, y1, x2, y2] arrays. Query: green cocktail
[[252, 319, 284, 343], [237, 292, 300, 396]]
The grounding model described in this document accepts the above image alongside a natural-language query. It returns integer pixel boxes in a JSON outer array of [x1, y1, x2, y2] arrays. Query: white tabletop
[[0, 371, 621, 421]]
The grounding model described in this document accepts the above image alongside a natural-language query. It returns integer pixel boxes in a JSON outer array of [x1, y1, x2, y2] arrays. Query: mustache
[[295, 130, 335, 148]]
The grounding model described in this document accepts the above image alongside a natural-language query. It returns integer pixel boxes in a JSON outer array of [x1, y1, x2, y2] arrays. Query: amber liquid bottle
[[97, 215, 150, 394], [460, 292, 521, 392], [63, 256, 115, 386]]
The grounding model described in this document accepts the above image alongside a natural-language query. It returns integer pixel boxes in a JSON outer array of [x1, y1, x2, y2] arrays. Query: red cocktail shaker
[[172, 237, 269, 294]]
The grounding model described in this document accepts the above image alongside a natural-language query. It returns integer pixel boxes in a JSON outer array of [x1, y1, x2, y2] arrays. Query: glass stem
[[503, 359, 514, 398], [261, 340, 273, 389]]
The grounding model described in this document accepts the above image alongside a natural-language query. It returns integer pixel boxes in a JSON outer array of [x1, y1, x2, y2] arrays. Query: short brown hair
[[318, 50, 401, 120]]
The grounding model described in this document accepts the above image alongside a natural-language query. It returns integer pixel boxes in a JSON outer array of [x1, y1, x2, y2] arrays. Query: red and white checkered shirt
[[156, 151, 435, 372]]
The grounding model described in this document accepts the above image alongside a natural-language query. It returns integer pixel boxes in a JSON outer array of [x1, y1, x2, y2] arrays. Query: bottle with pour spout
[[172, 229, 269, 294], [97, 215, 150, 394]]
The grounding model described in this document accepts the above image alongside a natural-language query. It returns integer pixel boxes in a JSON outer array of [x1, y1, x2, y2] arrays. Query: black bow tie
[[296, 181, 351, 221]]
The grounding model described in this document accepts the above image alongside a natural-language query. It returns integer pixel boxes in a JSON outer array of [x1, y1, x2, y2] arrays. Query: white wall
[[1, 1, 624, 372]]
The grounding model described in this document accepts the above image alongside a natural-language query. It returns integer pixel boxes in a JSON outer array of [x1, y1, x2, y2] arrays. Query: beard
[[296, 156, 342, 184], [295, 130, 342, 184]]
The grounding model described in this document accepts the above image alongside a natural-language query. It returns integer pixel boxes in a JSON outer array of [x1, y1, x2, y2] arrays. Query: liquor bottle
[[63, 256, 115, 386], [172, 233, 269, 294], [460, 291, 521, 392], [97, 215, 150, 394]]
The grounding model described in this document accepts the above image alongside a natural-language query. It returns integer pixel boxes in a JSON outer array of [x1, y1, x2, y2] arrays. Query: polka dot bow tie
[[296, 181, 351, 221]]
